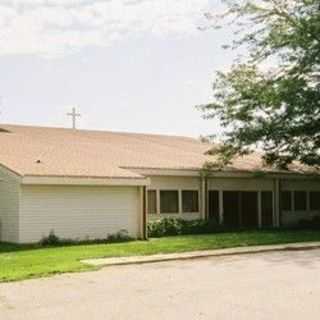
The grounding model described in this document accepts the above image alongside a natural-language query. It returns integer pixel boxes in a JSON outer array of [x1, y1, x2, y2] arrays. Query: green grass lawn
[[1, 229, 320, 282]]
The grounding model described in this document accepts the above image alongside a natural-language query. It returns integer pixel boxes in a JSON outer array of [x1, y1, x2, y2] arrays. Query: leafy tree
[[200, 0, 320, 169]]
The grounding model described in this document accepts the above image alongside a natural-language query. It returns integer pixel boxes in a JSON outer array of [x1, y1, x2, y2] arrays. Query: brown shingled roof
[[0, 124, 316, 179]]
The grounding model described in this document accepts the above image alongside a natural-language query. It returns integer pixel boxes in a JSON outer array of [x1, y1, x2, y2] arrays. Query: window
[[182, 191, 199, 213], [261, 191, 273, 227], [281, 191, 292, 211], [160, 191, 179, 213], [209, 191, 219, 221], [294, 191, 307, 211], [147, 190, 157, 214], [310, 192, 320, 210]]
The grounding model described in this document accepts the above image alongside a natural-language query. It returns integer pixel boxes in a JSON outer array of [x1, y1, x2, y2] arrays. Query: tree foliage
[[200, 0, 320, 169]]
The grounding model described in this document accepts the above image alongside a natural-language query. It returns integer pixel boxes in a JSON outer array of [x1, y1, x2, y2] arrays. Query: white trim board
[[22, 176, 150, 186]]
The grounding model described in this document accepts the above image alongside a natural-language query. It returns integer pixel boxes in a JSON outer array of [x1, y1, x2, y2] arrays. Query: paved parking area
[[1, 249, 320, 320]]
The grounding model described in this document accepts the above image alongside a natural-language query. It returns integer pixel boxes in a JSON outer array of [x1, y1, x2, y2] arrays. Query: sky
[[0, 0, 237, 137]]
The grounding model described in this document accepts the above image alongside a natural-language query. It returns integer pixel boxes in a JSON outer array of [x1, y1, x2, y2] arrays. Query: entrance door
[[208, 191, 219, 223], [223, 191, 240, 228], [241, 192, 258, 228], [261, 191, 273, 227]]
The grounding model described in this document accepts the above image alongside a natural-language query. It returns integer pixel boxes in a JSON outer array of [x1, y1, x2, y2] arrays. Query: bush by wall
[[299, 216, 320, 229], [106, 229, 133, 242], [147, 218, 223, 238], [39, 229, 133, 246], [39, 230, 62, 246]]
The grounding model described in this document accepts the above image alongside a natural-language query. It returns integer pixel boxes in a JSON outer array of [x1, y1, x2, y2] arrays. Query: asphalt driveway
[[1, 249, 320, 320]]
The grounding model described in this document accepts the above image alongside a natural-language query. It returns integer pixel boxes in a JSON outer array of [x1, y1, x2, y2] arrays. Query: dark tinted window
[[147, 190, 157, 214], [261, 191, 273, 227], [209, 191, 219, 221], [182, 191, 199, 213], [294, 191, 307, 211], [281, 191, 292, 211], [310, 192, 320, 210], [160, 191, 179, 213]]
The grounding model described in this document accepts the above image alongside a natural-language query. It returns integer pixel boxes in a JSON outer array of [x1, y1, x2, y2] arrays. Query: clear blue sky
[[0, 0, 236, 137]]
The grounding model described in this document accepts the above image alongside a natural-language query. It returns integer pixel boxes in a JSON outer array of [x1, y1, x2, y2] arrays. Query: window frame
[[160, 190, 180, 214], [182, 190, 200, 213]]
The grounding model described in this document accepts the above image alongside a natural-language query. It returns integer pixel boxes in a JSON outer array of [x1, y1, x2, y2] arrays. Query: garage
[[18, 185, 141, 243]]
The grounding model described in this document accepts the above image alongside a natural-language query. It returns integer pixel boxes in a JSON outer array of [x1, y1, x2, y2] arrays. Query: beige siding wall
[[208, 177, 275, 191], [0, 168, 20, 243], [281, 179, 320, 226], [19, 185, 141, 243], [147, 176, 202, 221], [281, 180, 320, 191]]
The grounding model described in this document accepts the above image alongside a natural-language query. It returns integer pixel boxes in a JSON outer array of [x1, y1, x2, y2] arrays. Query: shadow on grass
[[0, 242, 40, 253], [0, 239, 137, 254]]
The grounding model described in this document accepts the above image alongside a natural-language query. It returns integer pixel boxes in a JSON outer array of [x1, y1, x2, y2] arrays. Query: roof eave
[[21, 175, 150, 186], [124, 166, 320, 180]]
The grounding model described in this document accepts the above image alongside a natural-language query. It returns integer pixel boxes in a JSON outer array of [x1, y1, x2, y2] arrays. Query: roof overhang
[[206, 171, 320, 180], [124, 167, 320, 180], [125, 167, 201, 177], [21, 176, 150, 186]]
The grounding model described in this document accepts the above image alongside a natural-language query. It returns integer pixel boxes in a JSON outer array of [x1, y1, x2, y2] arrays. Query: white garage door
[[19, 185, 140, 243]]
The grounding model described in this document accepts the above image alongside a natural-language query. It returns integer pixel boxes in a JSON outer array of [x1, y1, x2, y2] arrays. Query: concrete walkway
[[82, 241, 320, 267]]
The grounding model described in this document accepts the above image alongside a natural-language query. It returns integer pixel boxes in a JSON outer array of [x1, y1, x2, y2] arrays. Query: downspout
[[142, 186, 148, 240]]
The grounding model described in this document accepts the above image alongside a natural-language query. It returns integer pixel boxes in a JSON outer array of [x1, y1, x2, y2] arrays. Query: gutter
[[142, 186, 148, 240], [21, 175, 151, 186]]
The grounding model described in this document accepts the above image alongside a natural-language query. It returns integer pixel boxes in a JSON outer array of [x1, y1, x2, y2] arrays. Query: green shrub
[[39, 229, 133, 247], [148, 218, 222, 238], [107, 229, 133, 242], [299, 216, 320, 229], [40, 230, 62, 246]]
